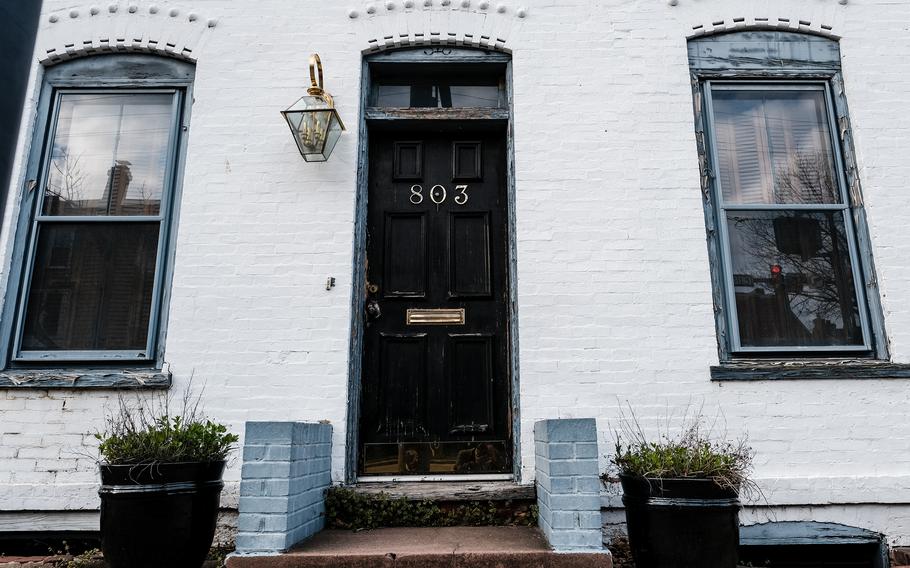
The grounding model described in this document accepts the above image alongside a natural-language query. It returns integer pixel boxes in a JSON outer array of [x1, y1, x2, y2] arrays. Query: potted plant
[[94, 393, 239, 568], [604, 408, 754, 568]]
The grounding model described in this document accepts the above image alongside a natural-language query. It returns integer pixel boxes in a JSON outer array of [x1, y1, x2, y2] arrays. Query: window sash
[[704, 80, 873, 353], [12, 88, 182, 362]]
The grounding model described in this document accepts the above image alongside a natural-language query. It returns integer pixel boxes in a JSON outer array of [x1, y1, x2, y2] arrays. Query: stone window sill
[[0, 369, 171, 389], [711, 360, 910, 381]]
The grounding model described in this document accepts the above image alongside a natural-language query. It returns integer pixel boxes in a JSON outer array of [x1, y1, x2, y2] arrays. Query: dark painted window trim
[[688, 30, 890, 363], [0, 368, 172, 389], [0, 54, 194, 388], [711, 360, 910, 381]]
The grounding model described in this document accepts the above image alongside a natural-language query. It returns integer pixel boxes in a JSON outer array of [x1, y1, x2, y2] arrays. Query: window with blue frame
[[3, 55, 192, 366], [689, 31, 886, 360]]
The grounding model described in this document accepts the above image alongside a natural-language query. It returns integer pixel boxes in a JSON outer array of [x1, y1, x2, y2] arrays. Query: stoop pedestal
[[234, 422, 333, 555], [534, 418, 605, 552]]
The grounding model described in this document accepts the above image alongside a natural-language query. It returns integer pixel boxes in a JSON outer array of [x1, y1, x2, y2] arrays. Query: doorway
[[352, 48, 516, 479]]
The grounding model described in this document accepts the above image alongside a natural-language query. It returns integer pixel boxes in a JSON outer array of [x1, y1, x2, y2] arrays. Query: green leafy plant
[[605, 404, 754, 492], [324, 487, 538, 530], [95, 389, 238, 465]]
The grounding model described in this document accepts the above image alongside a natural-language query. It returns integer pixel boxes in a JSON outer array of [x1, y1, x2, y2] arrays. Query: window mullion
[[35, 215, 164, 223], [719, 203, 848, 212]]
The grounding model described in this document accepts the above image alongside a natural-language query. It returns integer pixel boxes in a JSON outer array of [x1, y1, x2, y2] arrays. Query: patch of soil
[[607, 535, 635, 568], [0, 547, 232, 568]]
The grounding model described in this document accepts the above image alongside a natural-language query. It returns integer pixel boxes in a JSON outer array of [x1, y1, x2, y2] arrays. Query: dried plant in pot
[[94, 391, 238, 568], [603, 407, 755, 568]]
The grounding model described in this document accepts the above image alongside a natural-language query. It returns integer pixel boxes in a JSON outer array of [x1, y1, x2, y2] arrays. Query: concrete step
[[227, 527, 611, 568]]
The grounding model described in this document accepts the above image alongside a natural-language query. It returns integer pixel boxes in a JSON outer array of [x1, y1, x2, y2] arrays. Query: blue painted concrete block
[[245, 422, 296, 444], [535, 418, 597, 443], [534, 418, 603, 552], [235, 421, 334, 554]]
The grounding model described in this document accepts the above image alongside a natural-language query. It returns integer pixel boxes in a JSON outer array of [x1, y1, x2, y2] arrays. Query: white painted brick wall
[[2, 0, 910, 545]]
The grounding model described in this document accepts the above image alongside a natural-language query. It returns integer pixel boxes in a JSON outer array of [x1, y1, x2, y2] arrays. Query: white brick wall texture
[[2, 0, 910, 545]]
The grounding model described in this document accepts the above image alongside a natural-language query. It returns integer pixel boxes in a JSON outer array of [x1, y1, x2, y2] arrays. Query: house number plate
[[406, 308, 466, 326], [409, 184, 469, 206]]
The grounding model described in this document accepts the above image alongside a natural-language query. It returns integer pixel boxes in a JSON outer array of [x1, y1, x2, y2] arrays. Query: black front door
[[360, 126, 511, 476]]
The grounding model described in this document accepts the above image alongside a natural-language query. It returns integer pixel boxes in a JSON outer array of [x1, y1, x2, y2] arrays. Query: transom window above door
[[369, 62, 506, 109]]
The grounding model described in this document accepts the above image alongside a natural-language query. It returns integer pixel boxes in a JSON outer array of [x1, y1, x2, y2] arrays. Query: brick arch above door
[[345, 1, 529, 53]]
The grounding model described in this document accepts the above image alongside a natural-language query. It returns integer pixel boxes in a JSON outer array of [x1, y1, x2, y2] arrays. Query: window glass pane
[[712, 89, 840, 205], [44, 93, 174, 216], [727, 211, 864, 348], [374, 84, 503, 108], [21, 223, 160, 352]]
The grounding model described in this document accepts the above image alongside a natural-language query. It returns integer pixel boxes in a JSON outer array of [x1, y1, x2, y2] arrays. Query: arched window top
[[365, 46, 510, 63], [688, 30, 841, 73], [44, 53, 195, 88]]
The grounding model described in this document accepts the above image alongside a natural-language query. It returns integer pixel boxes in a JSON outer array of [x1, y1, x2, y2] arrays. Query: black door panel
[[361, 127, 511, 476]]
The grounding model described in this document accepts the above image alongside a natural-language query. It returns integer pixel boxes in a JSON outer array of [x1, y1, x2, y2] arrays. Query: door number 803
[[410, 184, 469, 206]]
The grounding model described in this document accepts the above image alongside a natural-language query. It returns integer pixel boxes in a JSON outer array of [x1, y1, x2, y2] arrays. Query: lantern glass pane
[[319, 113, 343, 161], [285, 108, 333, 158], [286, 95, 331, 112]]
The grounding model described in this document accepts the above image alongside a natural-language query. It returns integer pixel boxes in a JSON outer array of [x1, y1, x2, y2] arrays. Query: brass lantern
[[281, 54, 346, 162]]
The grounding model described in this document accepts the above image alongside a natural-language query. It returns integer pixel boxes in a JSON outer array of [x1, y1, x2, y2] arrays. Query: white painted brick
[[16, 447, 60, 460]]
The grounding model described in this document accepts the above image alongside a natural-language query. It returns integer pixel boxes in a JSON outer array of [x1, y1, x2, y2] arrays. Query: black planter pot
[[99, 461, 225, 568], [619, 473, 740, 568]]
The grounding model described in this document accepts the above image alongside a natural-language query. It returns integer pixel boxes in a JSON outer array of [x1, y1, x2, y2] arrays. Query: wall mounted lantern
[[281, 54, 345, 162]]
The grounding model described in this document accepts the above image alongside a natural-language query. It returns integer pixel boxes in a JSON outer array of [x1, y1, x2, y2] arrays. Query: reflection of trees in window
[[729, 201, 862, 347], [775, 150, 839, 204], [45, 151, 87, 212]]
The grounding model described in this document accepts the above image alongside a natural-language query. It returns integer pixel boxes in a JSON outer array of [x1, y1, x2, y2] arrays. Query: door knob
[[366, 299, 382, 321]]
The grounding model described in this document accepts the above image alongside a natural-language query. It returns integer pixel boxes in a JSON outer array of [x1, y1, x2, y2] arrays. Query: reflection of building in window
[[105, 160, 133, 214], [45, 159, 160, 216]]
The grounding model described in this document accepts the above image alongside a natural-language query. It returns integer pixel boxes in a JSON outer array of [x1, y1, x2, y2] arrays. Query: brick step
[[226, 527, 612, 568]]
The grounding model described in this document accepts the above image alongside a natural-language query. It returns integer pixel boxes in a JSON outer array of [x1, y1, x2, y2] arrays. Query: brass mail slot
[[406, 308, 465, 326]]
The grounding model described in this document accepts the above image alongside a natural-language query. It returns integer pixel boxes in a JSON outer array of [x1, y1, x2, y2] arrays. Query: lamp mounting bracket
[[308, 53, 325, 96]]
